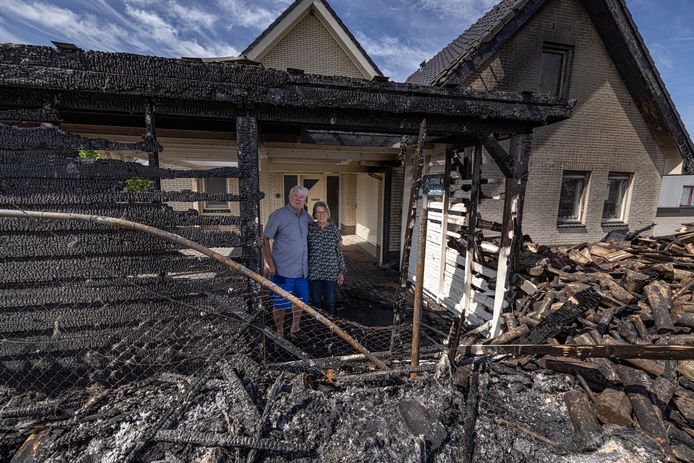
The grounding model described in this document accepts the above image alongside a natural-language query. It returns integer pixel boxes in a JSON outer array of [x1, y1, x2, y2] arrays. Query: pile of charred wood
[[461, 230, 694, 461]]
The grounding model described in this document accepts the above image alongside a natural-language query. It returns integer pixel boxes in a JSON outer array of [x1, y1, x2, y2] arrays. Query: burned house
[[0, 37, 579, 460], [408, 0, 694, 245], [1, 4, 693, 462]]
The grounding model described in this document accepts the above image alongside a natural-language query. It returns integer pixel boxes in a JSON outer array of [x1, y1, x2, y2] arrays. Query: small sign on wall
[[422, 174, 445, 196]]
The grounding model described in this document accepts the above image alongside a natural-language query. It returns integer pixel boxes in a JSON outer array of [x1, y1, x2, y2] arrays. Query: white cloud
[[0, 19, 23, 44], [3, 0, 127, 50], [649, 43, 673, 71], [170, 2, 218, 29], [416, 0, 497, 21], [216, 0, 279, 29], [124, 5, 237, 57], [355, 31, 435, 81]]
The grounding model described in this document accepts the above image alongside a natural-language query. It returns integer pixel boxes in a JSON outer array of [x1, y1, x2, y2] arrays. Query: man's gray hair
[[289, 185, 309, 198]]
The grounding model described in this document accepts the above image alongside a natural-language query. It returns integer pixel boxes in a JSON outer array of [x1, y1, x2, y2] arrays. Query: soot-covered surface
[[2, 355, 667, 463]]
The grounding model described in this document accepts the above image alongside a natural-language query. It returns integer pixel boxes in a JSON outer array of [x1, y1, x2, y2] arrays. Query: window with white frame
[[682, 186, 694, 207], [539, 43, 573, 97], [602, 173, 631, 222], [203, 177, 229, 212], [558, 171, 589, 224]]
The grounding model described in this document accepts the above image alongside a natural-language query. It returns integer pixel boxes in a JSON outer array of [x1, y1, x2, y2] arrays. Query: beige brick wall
[[265, 171, 285, 221], [341, 173, 357, 233], [389, 166, 404, 254], [160, 164, 195, 211], [260, 10, 366, 79], [463, 0, 678, 245]]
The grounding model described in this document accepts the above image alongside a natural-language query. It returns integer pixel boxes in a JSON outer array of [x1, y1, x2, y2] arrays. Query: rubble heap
[[454, 229, 694, 462]]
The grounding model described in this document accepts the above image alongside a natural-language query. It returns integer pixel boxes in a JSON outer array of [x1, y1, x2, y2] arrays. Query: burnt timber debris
[[0, 43, 691, 461]]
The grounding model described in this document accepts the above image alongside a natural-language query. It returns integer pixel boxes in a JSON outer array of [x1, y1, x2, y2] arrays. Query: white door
[[356, 174, 379, 244], [300, 175, 326, 216]]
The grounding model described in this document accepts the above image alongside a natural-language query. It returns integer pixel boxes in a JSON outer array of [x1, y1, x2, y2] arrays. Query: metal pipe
[[0, 209, 390, 371], [410, 206, 428, 378]]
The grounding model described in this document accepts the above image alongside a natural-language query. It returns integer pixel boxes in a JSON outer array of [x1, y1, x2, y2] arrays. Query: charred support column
[[145, 101, 160, 191], [410, 204, 428, 378], [448, 143, 482, 364], [237, 113, 262, 273], [490, 131, 532, 337]]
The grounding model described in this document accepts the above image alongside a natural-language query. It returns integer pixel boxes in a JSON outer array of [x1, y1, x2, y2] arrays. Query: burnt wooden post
[[145, 101, 160, 191], [237, 112, 261, 273], [398, 119, 427, 288], [490, 131, 532, 337], [448, 143, 482, 364], [410, 204, 428, 378]]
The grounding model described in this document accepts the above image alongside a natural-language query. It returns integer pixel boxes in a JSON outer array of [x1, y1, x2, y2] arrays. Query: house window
[[539, 43, 573, 97], [558, 171, 589, 224], [602, 173, 631, 222], [681, 186, 694, 207], [203, 177, 229, 212]]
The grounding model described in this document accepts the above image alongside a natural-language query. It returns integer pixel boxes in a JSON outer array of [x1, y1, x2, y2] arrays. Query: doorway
[[300, 175, 325, 216]]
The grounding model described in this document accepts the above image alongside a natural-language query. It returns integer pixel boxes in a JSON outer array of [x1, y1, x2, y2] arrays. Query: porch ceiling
[[62, 123, 399, 168]]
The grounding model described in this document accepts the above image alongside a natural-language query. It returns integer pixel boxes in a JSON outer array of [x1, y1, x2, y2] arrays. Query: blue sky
[[0, 0, 692, 136]]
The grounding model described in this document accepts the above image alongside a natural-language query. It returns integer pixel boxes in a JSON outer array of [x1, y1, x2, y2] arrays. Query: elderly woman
[[308, 201, 346, 315]]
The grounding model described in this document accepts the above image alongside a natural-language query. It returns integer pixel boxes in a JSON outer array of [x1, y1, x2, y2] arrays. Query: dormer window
[[539, 43, 573, 97]]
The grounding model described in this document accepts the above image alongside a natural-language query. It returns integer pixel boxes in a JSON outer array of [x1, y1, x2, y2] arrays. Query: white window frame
[[557, 171, 589, 225], [602, 173, 631, 223], [539, 43, 574, 98], [201, 177, 230, 213], [682, 186, 694, 208]]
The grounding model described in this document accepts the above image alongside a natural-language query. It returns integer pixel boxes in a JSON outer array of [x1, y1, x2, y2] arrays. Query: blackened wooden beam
[[510, 132, 532, 259], [459, 343, 694, 360], [0, 105, 60, 124], [237, 113, 262, 273], [450, 144, 483, 361], [145, 100, 161, 190], [0, 45, 574, 130], [1, 156, 240, 180], [490, 131, 533, 337], [474, 131, 514, 178], [0, 124, 161, 152]]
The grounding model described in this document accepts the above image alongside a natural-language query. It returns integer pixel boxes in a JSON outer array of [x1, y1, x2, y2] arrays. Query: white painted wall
[[356, 174, 379, 245], [658, 175, 694, 208]]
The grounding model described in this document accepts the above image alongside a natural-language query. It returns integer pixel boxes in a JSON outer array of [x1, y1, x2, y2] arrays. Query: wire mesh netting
[[0, 114, 449, 461], [0, 230, 439, 394]]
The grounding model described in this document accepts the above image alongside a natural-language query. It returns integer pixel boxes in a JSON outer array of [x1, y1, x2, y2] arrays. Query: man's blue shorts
[[271, 275, 309, 310]]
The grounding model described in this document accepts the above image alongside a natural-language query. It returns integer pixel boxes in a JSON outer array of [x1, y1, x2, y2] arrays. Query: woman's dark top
[[308, 222, 346, 281]]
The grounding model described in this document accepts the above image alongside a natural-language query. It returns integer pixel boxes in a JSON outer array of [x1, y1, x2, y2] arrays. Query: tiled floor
[[336, 235, 402, 325]]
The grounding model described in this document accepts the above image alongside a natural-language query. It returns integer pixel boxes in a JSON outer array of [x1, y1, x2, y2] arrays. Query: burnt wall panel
[[0, 113, 261, 392]]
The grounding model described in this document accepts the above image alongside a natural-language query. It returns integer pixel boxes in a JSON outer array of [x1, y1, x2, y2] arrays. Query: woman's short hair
[[312, 200, 330, 219], [289, 185, 309, 198]]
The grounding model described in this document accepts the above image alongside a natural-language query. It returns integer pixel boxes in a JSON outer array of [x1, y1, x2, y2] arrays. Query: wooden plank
[[446, 249, 498, 279], [437, 149, 452, 303]]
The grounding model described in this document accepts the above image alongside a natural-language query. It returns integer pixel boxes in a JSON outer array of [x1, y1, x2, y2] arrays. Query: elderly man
[[262, 185, 311, 338]]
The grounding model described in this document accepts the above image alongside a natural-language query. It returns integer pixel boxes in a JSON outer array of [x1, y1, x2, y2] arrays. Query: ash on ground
[[2, 355, 668, 462]]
